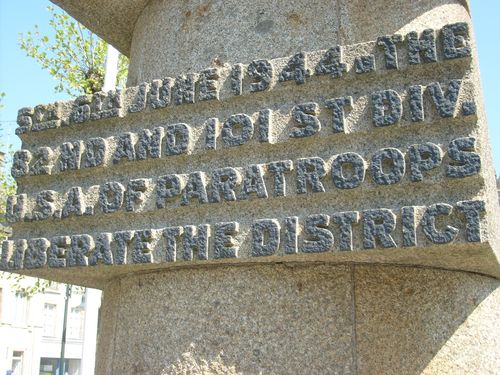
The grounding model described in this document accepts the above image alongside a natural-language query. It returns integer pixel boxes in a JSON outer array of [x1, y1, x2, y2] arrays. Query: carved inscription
[[3, 22, 488, 273], [0, 199, 486, 270], [5, 137, 482, 223], [11, 79, 473, 178], [15, 23, 472, 136]]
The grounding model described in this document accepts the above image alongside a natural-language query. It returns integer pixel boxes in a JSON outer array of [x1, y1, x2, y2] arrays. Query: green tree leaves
[[19, 6, 128, 96]]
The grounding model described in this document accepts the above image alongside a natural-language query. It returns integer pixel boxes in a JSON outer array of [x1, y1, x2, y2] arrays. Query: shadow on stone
[[354, 265, 500, 374]]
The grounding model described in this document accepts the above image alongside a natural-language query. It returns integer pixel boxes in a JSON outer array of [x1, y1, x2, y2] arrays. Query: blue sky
[[1, 1, 499, 175]]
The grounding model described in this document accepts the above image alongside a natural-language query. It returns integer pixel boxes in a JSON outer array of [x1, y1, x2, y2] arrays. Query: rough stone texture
[[96, 264, 355, 375], [355, 266, 500, 375], [5, 0, 496, 280], [10, 0, 500, 374], [126, 0, 471, 84], [94, 264, 499, 375]]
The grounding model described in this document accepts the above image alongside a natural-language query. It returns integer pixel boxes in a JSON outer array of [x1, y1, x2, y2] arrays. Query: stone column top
[[50, 0, 149, 56], [51, 0, 471, 58]]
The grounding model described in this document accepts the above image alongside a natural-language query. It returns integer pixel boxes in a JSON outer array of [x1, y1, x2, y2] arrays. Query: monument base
[[95, 264, 499, 374]]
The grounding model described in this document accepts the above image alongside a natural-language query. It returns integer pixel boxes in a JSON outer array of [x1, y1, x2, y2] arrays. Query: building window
[[68, 307, 84, 339], [39, 357, 81, 375], [43, 303, 57, 337], [13, 293, 26, 325], [11, 350, 23, 375], [46, 282, 62, 293]]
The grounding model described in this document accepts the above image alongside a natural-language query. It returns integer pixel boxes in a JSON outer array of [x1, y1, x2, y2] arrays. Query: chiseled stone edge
[[15, 23, 473, 137]]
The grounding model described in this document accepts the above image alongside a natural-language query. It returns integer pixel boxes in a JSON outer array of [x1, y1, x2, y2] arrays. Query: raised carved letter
[[30, 147, 54, 175], [408, 85, 424, 122], [289, 102, 321, 138], [372, 90, 402, 127], [363, 209, 397, 249], [302, 214, 334, 253], [113, 133, 137, 163], [90, 90, 122, 120], [371, 148, 405, 185], [126, 179, 150, 212], [377, 34, 403, 69], [214, 222, 239, 259], [62, 187, 87, 218], [422, 203, 458, 244], [70, 95, 91, 124], [181, 172, 209, 205], [332, 152, 366, 189], [165, 123, 191, 155], [284, 216, 298, 254], [32, 190, 57, 221], [315, 46, 347, 78], [325, 96, 352, 133], [149, 78, 174, 109], [258, 109, 272, 143], [354, 55, 376, 73], [5, 194, 27, 223], [48, 236, 70, 268], [296, 157, 326, 194], [128, 82, 149, 113], [239, 164, 268, 200], [204, 118, 219, 150], [252, 219, 280, 257], [183, 225, 210, 261], [59, 141, 84, 171], [199, 68, 220, 101], [88, 233, 114, 266], [408, 142, 442, 182], [68, 234, 94, 267], [174, 74, 198, 105], [267, 160, 293, 197], [427, 80, 461, 118], [248, 60, 273, 92], [84, 138, 107, 168], [113, 231, 134, 265], [132, 229, 155, 263], [162, 226, 183, 262], [99, 182, 125, 213], [332, 211, 359, 251], [231, 64, 244, 95], [156, 174, 182, 208], [222, 114, 254, 146], [456, 200, 485, 242], [407, 29, 437, 64], [137, 127, 164, 160], [442, 23, 471, 60], [210, 167, 241, 202], [402, 206, 417, 247], [24, 238, 49, 269], [446, 137, 481, 178], [16, 107, 34, 135], [279, 52, 311, 84], [11, 150, 32, 177]]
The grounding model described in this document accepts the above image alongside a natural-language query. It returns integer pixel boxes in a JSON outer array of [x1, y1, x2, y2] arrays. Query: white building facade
[[0, 277, 100, 375]]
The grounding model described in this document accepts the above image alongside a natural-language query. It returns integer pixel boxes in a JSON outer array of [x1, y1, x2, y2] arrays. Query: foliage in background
[[4, 5, 128, 297], [3, 274, 53, 299], [1, 91, 15, 239], [19, 5, 128, 96], [0, 146, 15, 239]]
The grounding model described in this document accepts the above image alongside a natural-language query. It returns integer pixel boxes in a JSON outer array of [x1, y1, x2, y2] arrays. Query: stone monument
[[2, 0, 499, 373]]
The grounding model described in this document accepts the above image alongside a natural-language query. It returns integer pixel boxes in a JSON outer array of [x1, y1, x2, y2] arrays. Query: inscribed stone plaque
[[2, 14, 500, 286]]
